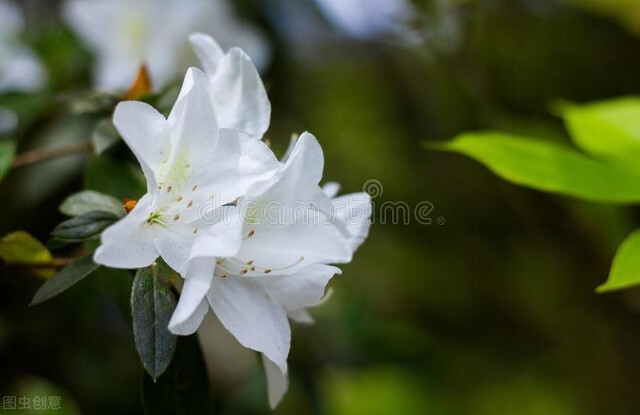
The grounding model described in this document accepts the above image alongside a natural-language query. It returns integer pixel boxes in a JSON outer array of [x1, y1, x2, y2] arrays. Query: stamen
[[243, 229, 255, 240], [239, 269, 248, 275], [167, 185, 173, 192], [192, 228, 198, 234], [173, 214, 180, 221], [192, 185, 198, 191], [264, 269, 272, 274], [218, 274, 227, 279], [187, 200, 193, 208], [246, 260, 254, 265], [177, 196, 183, 202]]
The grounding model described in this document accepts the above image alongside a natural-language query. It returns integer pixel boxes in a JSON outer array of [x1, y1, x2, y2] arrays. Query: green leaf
[[51, 211, 119, 242], [0, 140, 16, 182], [92, 118, 121, 155], [60, 190, 124, 218], [0, 231, 54, 279], [426, 132, 640, 204], [132, 263, 178, 381], [30, 254, 100, 305], [563, 97, 640, 171], [597, 229, 640, 292], [142, 335, 211, 415]]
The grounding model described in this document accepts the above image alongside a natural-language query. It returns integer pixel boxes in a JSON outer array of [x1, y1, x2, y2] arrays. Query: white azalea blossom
[[93, 67, 277, 275], [0, 0, 46, 93], [168, 133, 372, 407], [64, 0, 270, 91]]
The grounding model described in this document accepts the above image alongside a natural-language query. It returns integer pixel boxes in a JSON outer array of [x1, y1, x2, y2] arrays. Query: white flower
[[63, 0, 270, 91], [168, 133, 372, 407], [93, 67, 277, 275], [189, 33, 270, 139], [0, 0, 46, 93]]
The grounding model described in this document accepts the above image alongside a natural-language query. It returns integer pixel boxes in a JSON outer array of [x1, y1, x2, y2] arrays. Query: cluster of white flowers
[[93, 33, 371, 408], [64, 0, 270, 91]]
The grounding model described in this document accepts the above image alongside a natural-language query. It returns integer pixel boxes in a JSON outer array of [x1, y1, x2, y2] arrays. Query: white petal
[[263, 354, 289, 409], [287, 308, 314, 324], [322, 182, 341, 198], [331, 192, 372, 251], [188, 206, 244, 260], [93, 194, 158, 269], [113, 101, 168, 190], [208, 47, 270, 138], [189, 32, 225, 75], [156, 207, 243, 275], [252, 132, 325, 204], [188, 129, 278, 211], [237, 209, 352, 274], [265, 264, 340, 311], [167, 67, 219, 168], [168, 257, 213, 335], [207, 276, 290, 371]]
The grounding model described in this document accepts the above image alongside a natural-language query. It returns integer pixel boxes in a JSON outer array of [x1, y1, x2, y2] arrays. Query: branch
[[11, 141, 93, 169]]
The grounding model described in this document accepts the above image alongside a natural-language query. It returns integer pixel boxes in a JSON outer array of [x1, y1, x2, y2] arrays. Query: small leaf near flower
[[51, 211, 120, 243], [60, 190, 125, 218], [30, 254, 100, 305], [132, 262, 178, 381]]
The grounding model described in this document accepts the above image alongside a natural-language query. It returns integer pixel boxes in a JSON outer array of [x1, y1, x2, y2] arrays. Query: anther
[[187, 200, 193, 208], [173, 214, 180, 221], [123, 198, 138, 214], [177, 196, 183, 202], [167, 185, 172, 192], [193, 228, 198, 234], [192, 185, 198, 191], [240, 269, 248, 275], [247, 260, 254, 265]]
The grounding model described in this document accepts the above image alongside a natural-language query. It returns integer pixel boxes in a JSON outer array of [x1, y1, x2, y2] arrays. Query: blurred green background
[[4, 0, 640, 414]]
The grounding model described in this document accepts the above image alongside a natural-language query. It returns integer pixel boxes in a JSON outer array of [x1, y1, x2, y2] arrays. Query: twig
[[11, 141, 93, 169]]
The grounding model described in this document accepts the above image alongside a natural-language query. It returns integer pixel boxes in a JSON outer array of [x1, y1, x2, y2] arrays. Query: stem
[[11, 141, 93, 169]]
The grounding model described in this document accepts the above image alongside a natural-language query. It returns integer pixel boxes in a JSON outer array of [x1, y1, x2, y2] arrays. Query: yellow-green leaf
[[563, 97, 640, 171], [0, 231, 54, 279], [597, 229, 640, 293], [426, 132, 640, 204]]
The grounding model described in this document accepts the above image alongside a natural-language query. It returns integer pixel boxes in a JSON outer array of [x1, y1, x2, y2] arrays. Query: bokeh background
[[3, 0, 640, 414]]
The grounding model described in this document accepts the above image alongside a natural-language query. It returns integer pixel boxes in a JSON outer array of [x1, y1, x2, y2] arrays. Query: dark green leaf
[[60, 190, 124, 218], [426, 132, 640, 204], [132, 263, 178, 381], [51, 211, 119, 242], [0, 140, 16, 182], [597, 229, 640, 293], [30, 254, 100, 305], [142, 335, 211, 415]]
